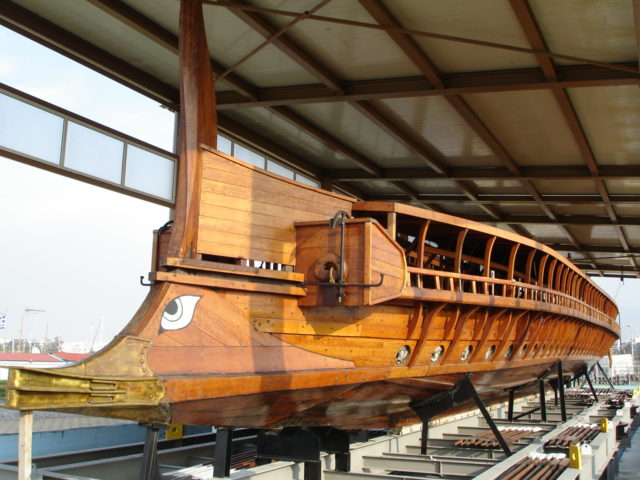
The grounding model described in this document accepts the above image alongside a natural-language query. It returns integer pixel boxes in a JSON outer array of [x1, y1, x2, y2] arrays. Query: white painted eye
[[160, 295, 201, 332]]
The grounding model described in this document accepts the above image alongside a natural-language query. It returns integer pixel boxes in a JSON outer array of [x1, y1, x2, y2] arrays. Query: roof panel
[[497, 204, 546, 215], [467, 179, 526, 194], [614, 205, 640, 217], [289, 102, 423, 168], [522, 224, 569, 243], [463, 90, 583, 166], [531, 179, 599, 195], [221, 108, 354, 170], [405, 179, 462, 194], [386, 0, 536, 73], [571, 225, 621, 245], [605, 179, 640, 195], [202, 7, 319, 87], [567, 86, 640, 165], [258, 0, 422, 81], [378, 96, 497, 167], [625, 226, 640, 243], [353, 180, 403, 194], [439, 203, 489, 217], [552, 205, 608, 216], [530, 0, 637, 65]]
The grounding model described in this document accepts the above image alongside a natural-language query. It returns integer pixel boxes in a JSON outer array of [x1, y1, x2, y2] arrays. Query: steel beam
[[139, 424, 162, 480], [216, 64, 639, 108]]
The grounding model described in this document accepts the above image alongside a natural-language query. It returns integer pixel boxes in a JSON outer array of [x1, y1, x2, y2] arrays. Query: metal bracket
[[140, 275, 154, 287]]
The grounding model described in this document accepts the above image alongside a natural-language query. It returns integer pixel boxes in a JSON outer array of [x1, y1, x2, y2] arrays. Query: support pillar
[[539, 380, 547, 422], [420, 421, 428, 455], [596, 362, 616, 391], [584, 366, 599, 402], [214, 427, 234, 478], [139, 424, 163, 480], [18, 411, 33, 480], [557, 361, 567, 422], [507, 389, 515, 422]]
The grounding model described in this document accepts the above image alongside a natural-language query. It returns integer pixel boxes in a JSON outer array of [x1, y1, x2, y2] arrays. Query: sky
[[0, 25, 639, 346]]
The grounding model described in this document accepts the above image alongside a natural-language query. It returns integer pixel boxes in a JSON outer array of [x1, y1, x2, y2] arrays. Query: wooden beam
[[168, 0, 216, 259]]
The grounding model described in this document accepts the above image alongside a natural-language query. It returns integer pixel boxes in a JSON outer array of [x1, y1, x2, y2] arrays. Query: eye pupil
[[165, 300, 179, 316]]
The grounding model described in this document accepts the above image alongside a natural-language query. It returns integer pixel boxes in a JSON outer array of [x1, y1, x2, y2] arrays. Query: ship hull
[[6, 279, 607, 429], [165, 359, 591, 429]]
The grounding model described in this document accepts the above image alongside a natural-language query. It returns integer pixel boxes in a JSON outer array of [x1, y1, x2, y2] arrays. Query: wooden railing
[[407, 266, 619, 333]]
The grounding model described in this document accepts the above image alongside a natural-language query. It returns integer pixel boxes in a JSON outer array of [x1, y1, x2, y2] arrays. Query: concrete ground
[[615, 415, 640, 479]]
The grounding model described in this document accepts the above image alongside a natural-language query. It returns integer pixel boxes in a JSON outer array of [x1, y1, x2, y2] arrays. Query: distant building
[[0, 352, 89, 380]]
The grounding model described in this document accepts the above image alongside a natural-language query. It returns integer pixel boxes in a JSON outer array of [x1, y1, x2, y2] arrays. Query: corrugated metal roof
[[0, 0, 638, 276]]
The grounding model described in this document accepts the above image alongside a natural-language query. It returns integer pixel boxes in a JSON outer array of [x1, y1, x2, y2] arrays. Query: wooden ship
[[4, 0, 619, 430]]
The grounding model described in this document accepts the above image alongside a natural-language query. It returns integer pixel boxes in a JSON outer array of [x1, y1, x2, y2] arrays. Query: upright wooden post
[[386, 212, 396, 239], [18, 411, 33, 480], [168, 0, 217, 260]]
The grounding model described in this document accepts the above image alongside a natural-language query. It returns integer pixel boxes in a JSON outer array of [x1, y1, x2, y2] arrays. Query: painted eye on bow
[[160, 295, 201, 332]]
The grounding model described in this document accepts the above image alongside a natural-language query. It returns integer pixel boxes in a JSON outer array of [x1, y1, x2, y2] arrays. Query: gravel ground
[[0, 409, 81, 422]]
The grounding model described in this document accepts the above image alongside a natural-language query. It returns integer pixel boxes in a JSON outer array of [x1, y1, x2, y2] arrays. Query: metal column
[[539, 380, 547, 422], [584, 366, 599, 402], [139, 424, 162, 480], [596, 361, 616, 391], [420, 421, 428, 455], [507, 389, 515, 422], [214, 427, 234, 478], [557, 361, 567, 422]]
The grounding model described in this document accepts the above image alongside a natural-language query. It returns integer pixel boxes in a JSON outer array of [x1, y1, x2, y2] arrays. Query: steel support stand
[[139, 424, 163, 480], [539, 380, 547, 422], [257, 427, 350, 479], [557, 361, 567, 422], [214, 427, 234, 478], [584, 366, 599, 402], [507, 389, 515, 422], [354, 430, 369, 443], [596, 361, 616, 391], [420, 421, 428, 455], [411, 374, 512, 456], [468, 380, 513, 456]]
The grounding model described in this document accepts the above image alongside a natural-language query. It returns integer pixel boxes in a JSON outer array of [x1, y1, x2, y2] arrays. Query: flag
[[0, 313, 5, 330]]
